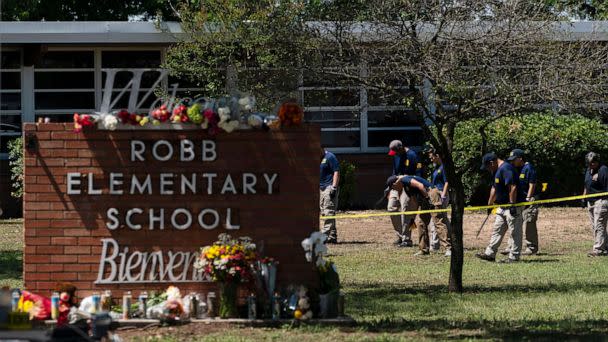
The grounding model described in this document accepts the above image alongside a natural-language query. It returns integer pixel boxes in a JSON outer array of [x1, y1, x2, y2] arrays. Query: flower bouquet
[[194, 234, 257, 318]]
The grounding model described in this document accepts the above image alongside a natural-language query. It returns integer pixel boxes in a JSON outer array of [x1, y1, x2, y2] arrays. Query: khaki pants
[[429, 191, 451, 251], [588, 199, 608, 253], [320, 187, 339, 240], [387, 189, 416, 242], [484, 207, 524, 260], [507, 204, 539, 252]]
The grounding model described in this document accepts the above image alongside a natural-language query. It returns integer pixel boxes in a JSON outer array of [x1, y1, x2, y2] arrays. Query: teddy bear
[[294, 286, 313, 321], [55, 283, 77, 326]]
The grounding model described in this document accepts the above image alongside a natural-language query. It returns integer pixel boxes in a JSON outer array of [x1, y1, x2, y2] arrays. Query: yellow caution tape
[[320, 191, 608, 220]]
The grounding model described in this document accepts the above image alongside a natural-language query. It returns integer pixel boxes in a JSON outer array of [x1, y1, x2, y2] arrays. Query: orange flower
[[278, 101, 303, 127]]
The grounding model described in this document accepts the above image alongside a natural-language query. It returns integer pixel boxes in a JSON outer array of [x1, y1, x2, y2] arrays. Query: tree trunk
[[448, 176, 465, 293], [440, 143, 464, 293]]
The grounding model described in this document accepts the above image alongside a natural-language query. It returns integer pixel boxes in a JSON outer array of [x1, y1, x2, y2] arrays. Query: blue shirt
[[517, 162, 537, 201], [431, 164, 447, 191], [320, 151, 339, 190], [493, 162, 518, 204], [400, 175, 432, 195], [393, 149, 419, 176]]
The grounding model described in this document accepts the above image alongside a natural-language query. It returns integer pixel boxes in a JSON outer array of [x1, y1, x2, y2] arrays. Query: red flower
[[117, 109, 130, 124], [73, 113, 95, 133], [203, 108, 215, 121]]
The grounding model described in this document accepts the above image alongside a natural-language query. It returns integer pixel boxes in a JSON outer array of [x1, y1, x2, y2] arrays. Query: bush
[[338, 160, 356, 211], [8, 137, 24, 199], [453, 113, 608, 204]]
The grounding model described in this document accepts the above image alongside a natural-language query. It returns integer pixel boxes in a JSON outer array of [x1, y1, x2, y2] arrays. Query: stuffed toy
[[17, 290, 51, 321], [55, 283, 77, 326], [162, 286, 185, 322], [294, 286, 313, 320]]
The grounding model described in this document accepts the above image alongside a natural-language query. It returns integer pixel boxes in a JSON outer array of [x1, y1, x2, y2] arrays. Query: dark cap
[[507, 149, 525, 161], [388, 140, 403, 156], [383, 175, 399, 197], [480, 152, 498, 170]]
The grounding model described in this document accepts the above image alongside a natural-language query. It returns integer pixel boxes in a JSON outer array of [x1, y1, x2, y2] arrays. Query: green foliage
[[453, 113, 608, 203], [0, 0, 175, 21], [545, 0, 608, 20], [8, 138, 23, 199], [147, 291, 168, 307], [337, 160, 356, 211], [163, 1, 304, 111]]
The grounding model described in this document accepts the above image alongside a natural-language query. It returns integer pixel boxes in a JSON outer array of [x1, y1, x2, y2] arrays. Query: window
[[301, 65, 424, 153], [1, 50, 22, 160], [34, 50, 95, 121]]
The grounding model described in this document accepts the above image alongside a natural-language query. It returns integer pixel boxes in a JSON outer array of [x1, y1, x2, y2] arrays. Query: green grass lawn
[[3, 211, 608, 341], [0, 219, 23, 289]]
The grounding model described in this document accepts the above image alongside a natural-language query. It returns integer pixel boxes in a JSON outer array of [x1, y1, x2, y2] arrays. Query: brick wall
[[23, 123, 320, 298]]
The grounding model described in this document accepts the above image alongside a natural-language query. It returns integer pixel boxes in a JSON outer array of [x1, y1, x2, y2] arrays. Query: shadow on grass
[[348, 282, 608, 339], [358, 317, 608, 340], [348, 281, 608, 297], [338, 241, 373, 245], [0, 250, 23, 280]]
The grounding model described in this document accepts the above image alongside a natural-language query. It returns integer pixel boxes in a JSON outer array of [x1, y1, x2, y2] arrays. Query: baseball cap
[[387, 140, 403, 156], [383, 175, 399, 197], [507, 149, 525, 161], [480, 152, 498, 170]]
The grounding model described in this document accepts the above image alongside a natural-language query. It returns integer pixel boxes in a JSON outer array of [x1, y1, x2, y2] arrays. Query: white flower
[[310, 232, 327, 245], [238, 97, 250, 106], [302, 231, 331, 263], [301, 238, 312, 251], [218, 107, 231, 117], [102, 114, 118, 130], [238, 96, 256, 112]]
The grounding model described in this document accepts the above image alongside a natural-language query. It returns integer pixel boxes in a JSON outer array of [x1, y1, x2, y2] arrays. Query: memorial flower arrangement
[[71, 92, 290, 133], [194, 233, 257, 318]]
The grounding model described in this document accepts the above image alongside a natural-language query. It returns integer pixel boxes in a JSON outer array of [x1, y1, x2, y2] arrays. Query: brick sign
[[23, 123, 320, 296]]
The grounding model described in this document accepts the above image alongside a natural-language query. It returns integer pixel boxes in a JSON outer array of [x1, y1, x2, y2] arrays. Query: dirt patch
[[332, 207, 591, 250]]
